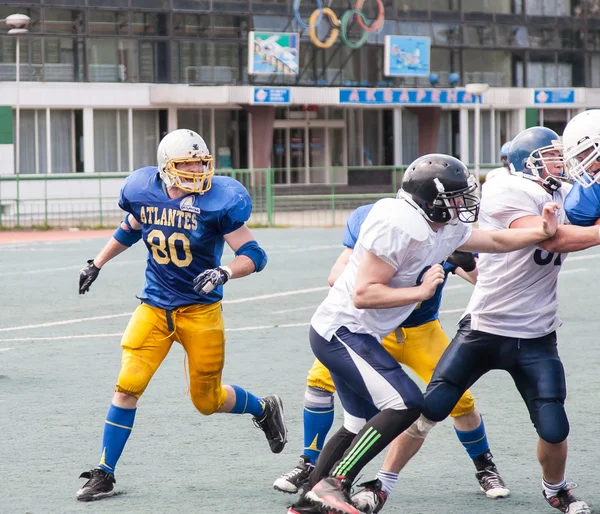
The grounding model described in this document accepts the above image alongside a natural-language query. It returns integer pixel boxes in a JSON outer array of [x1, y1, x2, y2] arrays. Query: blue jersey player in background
[[76, 129, 287, 502], [278, 203, 509, 514]]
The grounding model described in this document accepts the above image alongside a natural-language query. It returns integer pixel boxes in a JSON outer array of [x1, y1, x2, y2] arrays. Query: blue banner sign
[[339, 88, 480, 105], [534, 89, 575, 104], [253, 87, 291, 104]]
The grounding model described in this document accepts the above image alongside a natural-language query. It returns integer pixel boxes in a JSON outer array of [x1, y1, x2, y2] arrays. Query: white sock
[[376, 469, 399, 497], [542, 476, 567, 498]]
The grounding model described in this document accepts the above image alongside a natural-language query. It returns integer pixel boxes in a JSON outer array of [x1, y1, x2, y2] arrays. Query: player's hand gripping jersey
[[119, 167, 251, 309], [564, 181, 600, 226], [464, 174, 571, 337], [311, 197, 472, 340], [343, 203, 463, 328]]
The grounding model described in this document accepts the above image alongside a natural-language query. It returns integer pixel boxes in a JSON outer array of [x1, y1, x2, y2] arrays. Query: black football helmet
[[400, 154, 480, 223]]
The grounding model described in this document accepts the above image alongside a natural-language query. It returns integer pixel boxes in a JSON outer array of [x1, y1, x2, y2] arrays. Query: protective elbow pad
[[113, 220, 142, 247], [235, 240, 267, 272]]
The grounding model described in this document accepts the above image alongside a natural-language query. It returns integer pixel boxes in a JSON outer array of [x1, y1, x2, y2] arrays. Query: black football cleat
[[76, 468, 116, 502], [253, 395, 288, 453]]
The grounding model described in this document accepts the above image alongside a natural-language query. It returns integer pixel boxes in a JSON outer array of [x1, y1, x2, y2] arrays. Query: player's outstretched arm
[[447, 251, 478, 285], [459, 203, 559, 254], [510, 214, 600, 253], [79, 214, 141, 294], [353, 251, 444, 309], [193, 225, 267, 295]]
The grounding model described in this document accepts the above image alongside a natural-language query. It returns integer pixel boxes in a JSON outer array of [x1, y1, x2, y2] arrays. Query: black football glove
[[193, 266, 231, 294], [79, 259, 101, 295], [446, 251, 477, 273]]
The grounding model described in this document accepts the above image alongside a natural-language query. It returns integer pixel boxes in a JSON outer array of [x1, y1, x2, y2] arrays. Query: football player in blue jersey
[[562, 109, 600, 226], [279, 203, 509, 514], [75, 129, 287, 502]]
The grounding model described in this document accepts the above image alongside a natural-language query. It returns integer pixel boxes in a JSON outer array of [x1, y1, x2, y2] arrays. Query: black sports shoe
[[287, 495, 323, 514], [253, 395, 288, 454], [274, 456, 315, 494], [351, 479, 388, 514], [474, 451, 510, 498], [543, 488, 591, 513], [76, 468, 116, 502], [305, 477, 360, 514]]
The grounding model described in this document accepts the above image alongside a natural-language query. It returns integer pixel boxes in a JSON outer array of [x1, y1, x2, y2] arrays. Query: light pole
[[465, 82, 490, 189], [6, 13, 30, 227]]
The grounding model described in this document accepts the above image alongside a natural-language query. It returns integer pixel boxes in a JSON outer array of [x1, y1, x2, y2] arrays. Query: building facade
[[1, 0, 599, 184]]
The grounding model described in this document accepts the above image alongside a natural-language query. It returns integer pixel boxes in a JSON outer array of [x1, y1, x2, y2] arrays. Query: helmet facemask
[[510, 141, 565, 192], [431, 176, 480, 224], [565, 135, 600, 188], [162, 154, 214, 194]]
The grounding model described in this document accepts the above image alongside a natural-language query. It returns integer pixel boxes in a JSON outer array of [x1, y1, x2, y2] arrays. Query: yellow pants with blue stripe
[[116, 302, 227, 415], [307, 319, 475, 418]]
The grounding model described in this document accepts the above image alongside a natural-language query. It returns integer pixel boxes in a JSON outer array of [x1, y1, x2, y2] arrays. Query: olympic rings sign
[[293, 0, 385, 49]]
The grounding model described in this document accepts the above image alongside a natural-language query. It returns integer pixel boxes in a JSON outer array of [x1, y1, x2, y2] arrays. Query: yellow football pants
[[307, 319, 475, 418], [116, 302, 227, 415]]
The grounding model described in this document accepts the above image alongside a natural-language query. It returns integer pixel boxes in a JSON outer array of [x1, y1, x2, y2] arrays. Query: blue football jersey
[[564, 182, 600, 226], [342, 202, 457, 328], [119, 167, 252, 310]]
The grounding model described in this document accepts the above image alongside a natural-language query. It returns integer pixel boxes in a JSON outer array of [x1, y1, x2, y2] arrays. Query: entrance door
[[272, 120, 346, 185]]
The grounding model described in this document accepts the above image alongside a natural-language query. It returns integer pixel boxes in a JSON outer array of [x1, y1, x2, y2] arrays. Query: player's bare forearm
[[460, 227, 549, 253], [536, 225, 600, 253], [353, 283, 427, 309], [455, 267, 478, 285], [328, 248, 353, 286], [93, 237, 130, 268], [222, 254, 256, 279]]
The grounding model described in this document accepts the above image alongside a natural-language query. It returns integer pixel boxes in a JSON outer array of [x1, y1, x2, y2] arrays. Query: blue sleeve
[[220, 187, 252, 234], [342, 204, 374, 248], [565, 183, 600, 226], [118, 177, 133, 214], [443, 261, 457, 275]]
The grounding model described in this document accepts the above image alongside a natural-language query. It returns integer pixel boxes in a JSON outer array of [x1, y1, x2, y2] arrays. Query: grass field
[[1, 228, 599, 514]]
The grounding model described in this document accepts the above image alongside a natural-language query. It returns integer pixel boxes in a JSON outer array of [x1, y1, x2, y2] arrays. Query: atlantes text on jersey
[[464, 174, 571, 338], [343, 203, 459, 328], [119, 167, 251, 309]]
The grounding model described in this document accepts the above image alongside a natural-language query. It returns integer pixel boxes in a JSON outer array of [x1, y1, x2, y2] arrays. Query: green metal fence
[[0, 164, 500, 229]]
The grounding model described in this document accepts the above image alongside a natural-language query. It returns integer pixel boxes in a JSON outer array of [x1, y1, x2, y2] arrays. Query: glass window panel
[[119, 110, 129, 171], [464, 25, 496, 46], [401, 109, 419, 166], [131, 0, 170, 8], [463, 0, 511, 13], [590, 54, 600, 87], [131, 12, 157, 35], [133, 110, 158, 169], [44, 37, 82, 82], [432, 23, 461, 44], [214, 42, 238, 84], [15, 109, 35, 174], [37, 109, 47, 174], [462, 49, 512, 87], [173, 13, 211, 37], [139, 41, 156, 82], [172, 0, 211, 10], [88, 10, 129, 36], [119, 39, 139, 83], [497, 25, 529, 47], [177, 109, 212, 146], [214, 110, 238, 169], [94, 110, 118, 173], [363, 110, 381, 166], [528, 26, 558, 48], [177, 40, 212, 83], [51, 110, 73, 173], [86, 38, 123, 82], [44, 8, 84, 35], [88, 0, 128, 7], [213, 15, 242, 38], [397, 22, 431, 37]]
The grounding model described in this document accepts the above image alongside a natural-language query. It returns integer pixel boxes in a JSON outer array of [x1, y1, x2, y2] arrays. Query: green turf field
[[1, 229, 598, 514]]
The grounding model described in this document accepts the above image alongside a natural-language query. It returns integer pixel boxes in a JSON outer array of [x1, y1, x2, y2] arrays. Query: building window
[[133, 110, 159, 170], [44, 8, 84, 35], [51, 110, 75, 173], [94, 110, 129, 172], [177, 109, 212, 149], [44, 38, 83, 82], [214, 110, 239, 169], [88, 10, 129, 36], [14, 109, 47, 174], [173, 13, 211, 37], [176, 40, 212, 83]]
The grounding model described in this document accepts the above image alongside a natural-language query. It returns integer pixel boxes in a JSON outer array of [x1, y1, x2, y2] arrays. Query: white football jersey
[[464, 174, 572, 338], [311, 198, 472, 341], [485, 167, 510, 182]]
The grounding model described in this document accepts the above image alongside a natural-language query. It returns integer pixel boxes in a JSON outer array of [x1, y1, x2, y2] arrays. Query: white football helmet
[[157, 129, 214, 193], [562, 109, 600, 188]]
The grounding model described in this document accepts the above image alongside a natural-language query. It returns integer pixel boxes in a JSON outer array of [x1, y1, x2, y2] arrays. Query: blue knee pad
[[534, 401, 569, 444]]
